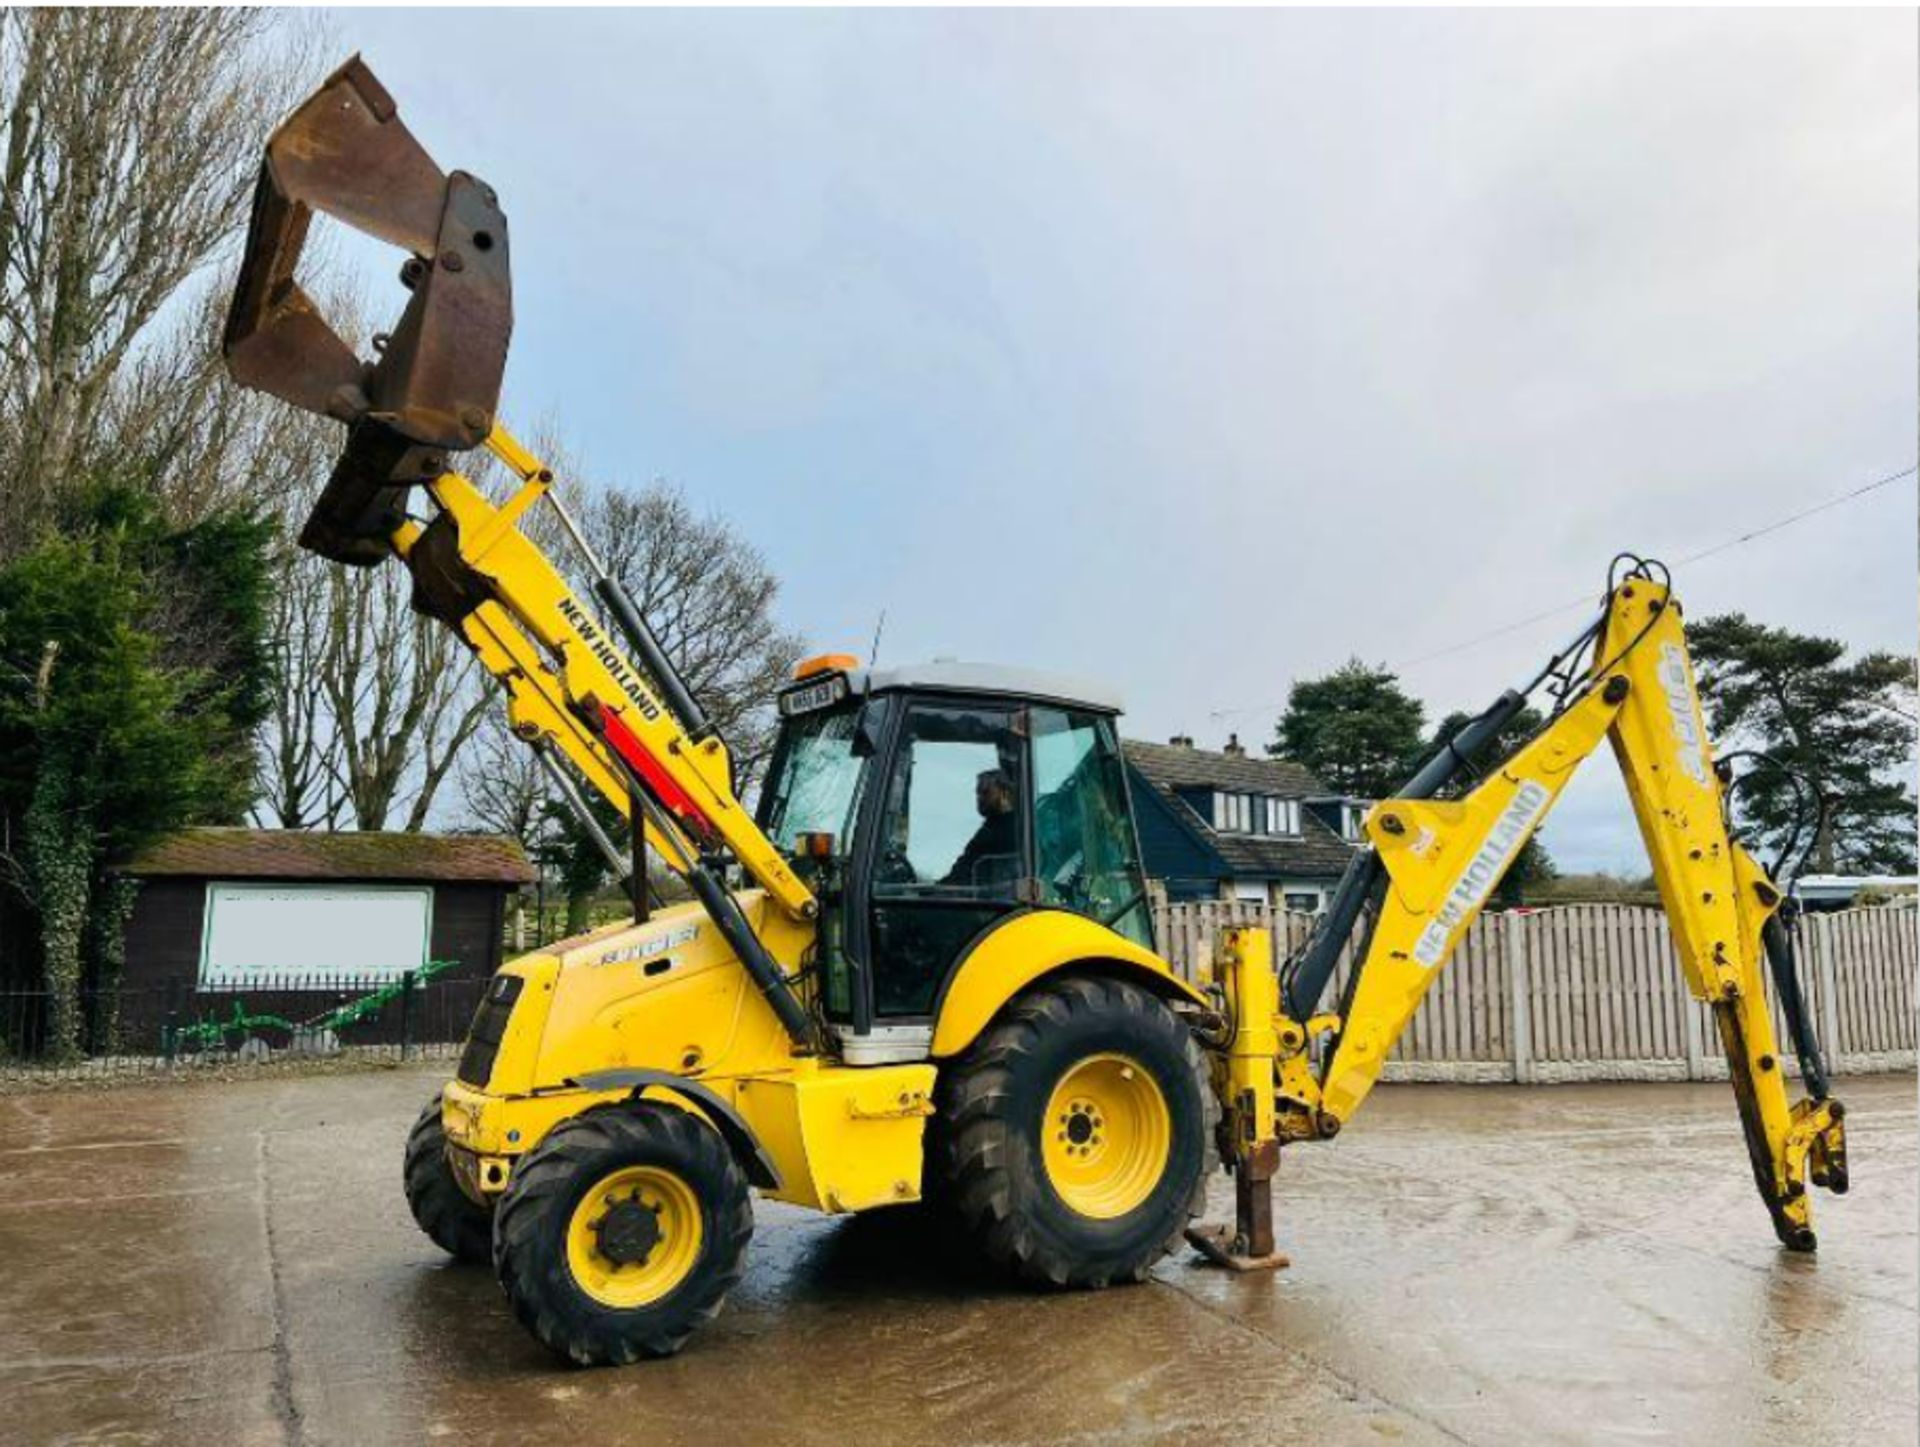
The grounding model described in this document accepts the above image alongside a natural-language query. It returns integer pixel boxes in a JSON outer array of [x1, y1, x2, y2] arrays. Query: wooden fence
[[1153, 900, 1917, 1082]]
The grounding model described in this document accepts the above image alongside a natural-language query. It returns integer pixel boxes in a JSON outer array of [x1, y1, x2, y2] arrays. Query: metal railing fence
[[0, 970, 488, 1086]]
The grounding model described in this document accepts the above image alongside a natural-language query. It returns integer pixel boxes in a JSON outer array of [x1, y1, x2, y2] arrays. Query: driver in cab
[[942, 767, 1019, 891]]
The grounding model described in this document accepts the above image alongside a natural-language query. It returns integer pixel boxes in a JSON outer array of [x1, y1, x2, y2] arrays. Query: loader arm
[[221, 56, 819, 1046], [1196, 562, 1847, 1266], [391, 427, 813, 916]]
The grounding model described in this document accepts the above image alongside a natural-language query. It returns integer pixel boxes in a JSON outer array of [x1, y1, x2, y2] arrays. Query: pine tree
[[1688, 613, 1916, 876], [1270, 660, 1426, 799]]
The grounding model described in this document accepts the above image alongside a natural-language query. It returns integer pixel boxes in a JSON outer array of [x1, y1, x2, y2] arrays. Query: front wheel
[[937, 974, 1211, 1288], [403, 1095, 493, 1264], [493, 1102, 753, 1365]]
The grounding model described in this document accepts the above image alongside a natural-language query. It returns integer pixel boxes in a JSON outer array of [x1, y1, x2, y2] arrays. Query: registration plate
[[779, 674, 849, 716]]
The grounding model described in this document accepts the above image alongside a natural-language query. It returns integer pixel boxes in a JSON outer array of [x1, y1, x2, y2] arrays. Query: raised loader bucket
[[224, 55, 512, 564]]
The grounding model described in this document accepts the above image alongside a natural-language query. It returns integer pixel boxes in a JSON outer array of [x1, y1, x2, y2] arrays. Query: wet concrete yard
[[2, 1067, 1912, 1446]]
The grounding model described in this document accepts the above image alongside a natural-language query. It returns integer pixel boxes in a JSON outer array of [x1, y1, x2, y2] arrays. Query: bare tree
[[102, 282, 346, 527], [0, 10, 318, 554], [448, 435, 805, 929], [251, 508, 495, 835], [318, 559, 490, 832], [581, 483, 806, 787], [460, 708, 550, 850], [253, 544, 346, 830]]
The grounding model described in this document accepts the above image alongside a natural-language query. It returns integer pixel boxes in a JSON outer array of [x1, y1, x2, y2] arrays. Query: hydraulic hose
[[1762, 913, 1831, 1101]]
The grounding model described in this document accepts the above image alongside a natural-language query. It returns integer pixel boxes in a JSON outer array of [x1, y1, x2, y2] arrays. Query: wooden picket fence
[[1153, 899, 1917, 1082]]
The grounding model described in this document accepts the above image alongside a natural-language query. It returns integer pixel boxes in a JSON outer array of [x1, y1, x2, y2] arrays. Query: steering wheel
[[876, 848, 918, 887]]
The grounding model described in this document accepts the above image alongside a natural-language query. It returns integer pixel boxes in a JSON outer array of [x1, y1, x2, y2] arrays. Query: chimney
[[1168, 734, 1194, 748], [1223, 733, 1245, 758]]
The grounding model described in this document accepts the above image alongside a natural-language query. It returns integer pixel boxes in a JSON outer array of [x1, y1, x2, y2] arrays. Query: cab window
[[1031, 708, 1152, 946], [760, 705, 868, 854], [873, 704, 1026, 900]]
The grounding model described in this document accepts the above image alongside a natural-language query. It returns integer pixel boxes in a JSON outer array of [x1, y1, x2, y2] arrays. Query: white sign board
[[200, 883, 434, 987]]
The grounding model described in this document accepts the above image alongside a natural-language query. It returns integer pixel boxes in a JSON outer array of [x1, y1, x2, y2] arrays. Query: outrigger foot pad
[[1185, 1224, 1291, 1273]]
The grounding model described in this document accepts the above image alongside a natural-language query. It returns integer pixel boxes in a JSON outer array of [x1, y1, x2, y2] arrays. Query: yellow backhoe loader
[[225, 58, 1849, 1366]]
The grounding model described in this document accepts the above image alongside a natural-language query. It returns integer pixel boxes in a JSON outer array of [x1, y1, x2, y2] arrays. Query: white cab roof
[[843, 660, 1125, 715]]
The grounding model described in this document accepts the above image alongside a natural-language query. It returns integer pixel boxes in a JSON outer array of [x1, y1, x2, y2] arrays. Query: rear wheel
[[403, 1095, 493, 1264], [937, 974, 1211, 1288], [493, 1102, 752, 1365]]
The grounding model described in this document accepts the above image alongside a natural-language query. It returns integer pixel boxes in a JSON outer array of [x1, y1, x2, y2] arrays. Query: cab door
[[865, 701, 1030, 1019], [1029, 707, 1155, 947]]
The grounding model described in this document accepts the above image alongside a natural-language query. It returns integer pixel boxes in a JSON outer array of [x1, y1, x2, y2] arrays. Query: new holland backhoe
[[225, 58, 1850, 1366]]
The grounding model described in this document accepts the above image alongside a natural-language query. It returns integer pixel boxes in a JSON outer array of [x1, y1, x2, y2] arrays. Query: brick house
[[1123, 735, 1362, 912]]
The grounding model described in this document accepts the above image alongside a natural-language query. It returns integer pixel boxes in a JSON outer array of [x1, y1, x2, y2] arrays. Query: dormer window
[[1263, 797, 1301, 836], [1342, 803, 1367, 840], [1213, 792, 1299, 837]]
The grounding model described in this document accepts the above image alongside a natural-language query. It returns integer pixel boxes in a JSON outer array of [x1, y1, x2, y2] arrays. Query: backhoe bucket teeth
[[223, 54, 512, 564]]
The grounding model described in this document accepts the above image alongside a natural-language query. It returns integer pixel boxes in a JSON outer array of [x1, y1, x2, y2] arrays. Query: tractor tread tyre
[[938, 974, 1212, 1290], [404, 1097, 493, 1265], [492, 1102, 752, 1366]]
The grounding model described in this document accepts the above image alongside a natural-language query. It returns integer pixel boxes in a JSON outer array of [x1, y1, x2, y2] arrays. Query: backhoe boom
[[1195, 563, 1849, 1265]]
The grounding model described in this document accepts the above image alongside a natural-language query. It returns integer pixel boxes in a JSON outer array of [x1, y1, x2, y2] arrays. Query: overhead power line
[[1207, 462, 1917, 721], [1668, 463, 1917, 569]]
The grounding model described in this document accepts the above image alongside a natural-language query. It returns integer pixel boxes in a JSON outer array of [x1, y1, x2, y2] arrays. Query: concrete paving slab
[[0, 1066, 1910, 1446]]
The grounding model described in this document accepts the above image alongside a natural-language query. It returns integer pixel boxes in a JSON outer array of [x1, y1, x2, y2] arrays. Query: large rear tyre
[[404, 1095, 493, 1264], [937, 974, 1211, 1288], [493, 1102, 752, 1365]]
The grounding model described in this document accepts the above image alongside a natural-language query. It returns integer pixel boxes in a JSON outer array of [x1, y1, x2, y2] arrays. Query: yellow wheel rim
[[1041, 1052, 1172, 1219], [564, 1165, 704, 1309]]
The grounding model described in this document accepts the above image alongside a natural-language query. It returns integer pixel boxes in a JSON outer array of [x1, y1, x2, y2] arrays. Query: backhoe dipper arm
[[1244, 569, 1846, 1254]]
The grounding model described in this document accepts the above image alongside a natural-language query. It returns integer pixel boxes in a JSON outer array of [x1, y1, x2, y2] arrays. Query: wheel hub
[[565, 1163, 706, 1309], [1041, 1053, 1171, 1219], [1061, 1101, 1103, 1151], [596, 1197, 663, 1266]]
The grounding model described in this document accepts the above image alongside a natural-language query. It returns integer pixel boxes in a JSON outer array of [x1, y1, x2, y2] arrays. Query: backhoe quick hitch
[[223, 54, 512, 565]]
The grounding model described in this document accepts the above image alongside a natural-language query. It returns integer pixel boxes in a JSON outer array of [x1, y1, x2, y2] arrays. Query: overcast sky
[[333, 9, 1916, 872]]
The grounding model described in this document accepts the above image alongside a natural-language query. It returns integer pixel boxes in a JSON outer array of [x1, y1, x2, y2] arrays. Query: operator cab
[[759, 658, 1153, 1063]]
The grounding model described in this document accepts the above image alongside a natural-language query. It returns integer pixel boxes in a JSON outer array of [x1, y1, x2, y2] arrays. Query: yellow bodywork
[[410, 431, 1209, 1225], [444, 898, 915, 1213], [930, 910, 1205, 1057], [444, 902, 1191, 1217]]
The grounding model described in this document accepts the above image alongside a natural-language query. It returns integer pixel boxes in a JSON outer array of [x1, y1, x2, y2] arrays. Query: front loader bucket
[[224, 55, 511, 563]]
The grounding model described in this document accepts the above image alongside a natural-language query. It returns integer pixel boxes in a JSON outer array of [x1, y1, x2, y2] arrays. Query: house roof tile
[[1124, 739, 1326, 798], [124, 828, 537, 885]]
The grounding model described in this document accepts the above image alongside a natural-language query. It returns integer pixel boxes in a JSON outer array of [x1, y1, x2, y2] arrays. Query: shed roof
[[125, 828, 537, 885]]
